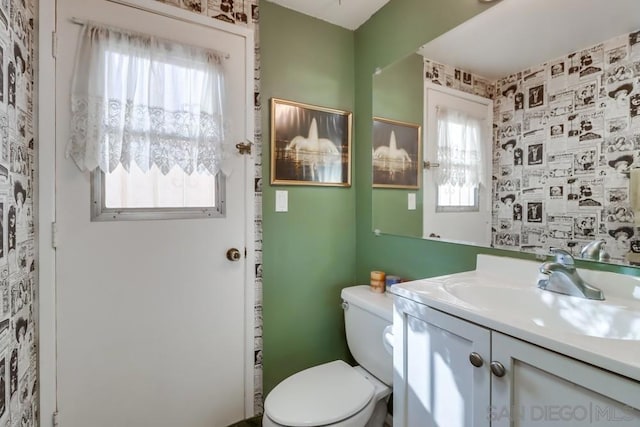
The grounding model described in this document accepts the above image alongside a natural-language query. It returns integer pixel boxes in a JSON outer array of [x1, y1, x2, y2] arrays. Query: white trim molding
[[37, 0, 58, 423]]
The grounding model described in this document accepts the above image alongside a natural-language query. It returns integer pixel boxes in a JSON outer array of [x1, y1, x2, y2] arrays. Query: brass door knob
[[226, 248, 242, 261]]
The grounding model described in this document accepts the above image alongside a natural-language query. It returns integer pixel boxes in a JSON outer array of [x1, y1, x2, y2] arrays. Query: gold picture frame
[[372, 117, 421, 189], [270, 98, 352, 187]]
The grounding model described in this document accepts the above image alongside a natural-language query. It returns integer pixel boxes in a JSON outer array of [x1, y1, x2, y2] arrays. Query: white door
[[54, 1, 253, 426], [423, 84, 492, 245]]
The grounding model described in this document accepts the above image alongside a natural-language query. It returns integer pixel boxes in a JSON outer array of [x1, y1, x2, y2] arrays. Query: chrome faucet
[[537, 249, 605, 300], [580, 240, 610, 262]]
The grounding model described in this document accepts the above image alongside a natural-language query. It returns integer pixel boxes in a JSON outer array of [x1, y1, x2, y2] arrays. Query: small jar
[[370, 271, 386, 293]]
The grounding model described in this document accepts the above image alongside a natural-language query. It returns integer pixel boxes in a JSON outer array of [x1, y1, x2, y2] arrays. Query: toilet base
[[365, 398, 389, 427]]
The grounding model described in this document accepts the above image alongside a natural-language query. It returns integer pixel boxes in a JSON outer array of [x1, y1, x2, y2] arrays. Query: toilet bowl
[[263, 286, 393, 427], [262, 362, 390, 427]]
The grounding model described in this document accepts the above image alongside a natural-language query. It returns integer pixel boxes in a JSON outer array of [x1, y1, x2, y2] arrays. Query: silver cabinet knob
[[490, 361, 506, 377], [226, 248, 242, 261], [469, 352, 484, 368]]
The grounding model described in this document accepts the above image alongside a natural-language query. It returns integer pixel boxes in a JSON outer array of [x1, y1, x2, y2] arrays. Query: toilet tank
[[341, 286, 393, 385]]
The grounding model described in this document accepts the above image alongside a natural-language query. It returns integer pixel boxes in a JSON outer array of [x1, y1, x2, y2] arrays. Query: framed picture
[[270, 98, 352, 186], [372, 117, 421, 189]]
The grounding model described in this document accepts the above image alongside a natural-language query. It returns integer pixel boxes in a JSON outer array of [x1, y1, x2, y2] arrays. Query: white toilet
[[263, 285, 393, 427]]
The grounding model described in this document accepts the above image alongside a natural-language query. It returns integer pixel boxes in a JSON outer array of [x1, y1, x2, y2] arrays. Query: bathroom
[[5, 0, 635, 425]]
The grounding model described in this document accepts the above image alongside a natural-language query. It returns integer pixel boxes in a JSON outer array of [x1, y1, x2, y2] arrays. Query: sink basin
[[390, 254, 640, 380], [443, 282, 640, 340]]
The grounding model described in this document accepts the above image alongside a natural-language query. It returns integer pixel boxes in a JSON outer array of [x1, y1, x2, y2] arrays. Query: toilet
[[263, 285, 393, 427]]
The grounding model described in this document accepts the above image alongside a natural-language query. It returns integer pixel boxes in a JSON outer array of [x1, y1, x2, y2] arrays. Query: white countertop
[[390, 254, 640, 381]]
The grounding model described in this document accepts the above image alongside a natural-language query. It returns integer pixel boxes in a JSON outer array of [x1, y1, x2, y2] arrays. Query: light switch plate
[[275, 190, 288, 212], [408, 193, 416, 210]]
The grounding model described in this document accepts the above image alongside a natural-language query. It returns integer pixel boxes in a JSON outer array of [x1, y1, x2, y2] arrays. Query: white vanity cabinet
[[393, 295, 640, 427]]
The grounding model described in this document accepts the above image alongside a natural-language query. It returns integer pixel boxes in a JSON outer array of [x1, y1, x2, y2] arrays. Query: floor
[[226, 414, 393, 426], [227, 415, 262, 427]]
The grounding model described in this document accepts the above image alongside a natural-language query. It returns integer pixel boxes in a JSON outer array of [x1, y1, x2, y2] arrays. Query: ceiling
[[418, 0, 640, 80], [266, 0, 391, 31]]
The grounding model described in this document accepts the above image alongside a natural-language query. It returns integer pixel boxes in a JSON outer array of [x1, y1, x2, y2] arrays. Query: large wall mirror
[[372, 0, 640, 267]]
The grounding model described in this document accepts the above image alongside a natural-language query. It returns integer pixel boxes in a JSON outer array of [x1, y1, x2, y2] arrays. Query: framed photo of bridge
[[372, 117, 421, 189], [270, 98, 352, 187]]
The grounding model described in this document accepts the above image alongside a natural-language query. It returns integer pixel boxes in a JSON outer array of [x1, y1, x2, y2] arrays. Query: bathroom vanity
[[390, 255, 640, 427]]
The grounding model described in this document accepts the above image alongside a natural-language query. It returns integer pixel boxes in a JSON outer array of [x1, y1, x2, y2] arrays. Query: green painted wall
[[372, 189, 422, 237], [260, 1, 356, 395], [353, 0, 640, 281], [372, 53, 424, 237]]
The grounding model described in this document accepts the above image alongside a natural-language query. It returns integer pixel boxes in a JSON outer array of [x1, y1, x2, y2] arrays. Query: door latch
[[424, 161, 440, 169], [235, 142, 252, 155]]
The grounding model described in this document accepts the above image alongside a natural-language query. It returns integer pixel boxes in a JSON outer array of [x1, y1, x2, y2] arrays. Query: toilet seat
[[264, 360, 375, 426]]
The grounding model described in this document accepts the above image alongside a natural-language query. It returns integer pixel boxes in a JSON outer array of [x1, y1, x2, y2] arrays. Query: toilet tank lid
[[264, 360, 374, 427], [341, 285, 393, 322]]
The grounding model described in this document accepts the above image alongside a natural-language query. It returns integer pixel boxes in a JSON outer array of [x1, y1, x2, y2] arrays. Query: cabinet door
[[393, 297, 491, 427], [491, 332, 640, 427]]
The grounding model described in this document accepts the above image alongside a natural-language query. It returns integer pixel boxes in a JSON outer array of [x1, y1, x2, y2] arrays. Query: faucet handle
[[550, 248, 575, 267], [580, 240, 606, 260]]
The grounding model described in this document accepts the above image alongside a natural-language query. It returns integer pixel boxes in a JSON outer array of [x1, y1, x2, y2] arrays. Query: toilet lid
[[265, 360, 374, 426]]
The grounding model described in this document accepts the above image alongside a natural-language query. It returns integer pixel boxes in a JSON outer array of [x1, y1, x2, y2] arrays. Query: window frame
[[435, 183, 480, 213], [90, 170, 226, 221]]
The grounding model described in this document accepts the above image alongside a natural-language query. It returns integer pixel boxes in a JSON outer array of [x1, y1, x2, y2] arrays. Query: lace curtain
[[436, 106, 485, 187], [67, 22, 228, 176]]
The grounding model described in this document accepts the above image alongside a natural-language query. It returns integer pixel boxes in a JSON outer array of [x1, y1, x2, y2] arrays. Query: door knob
[[469, 352, 484, 368], [226, 248, 242, 261], [490, 361, 506, 377]]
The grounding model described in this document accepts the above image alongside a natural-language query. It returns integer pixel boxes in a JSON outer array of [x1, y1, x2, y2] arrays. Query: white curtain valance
[[436, 106, 485, 187], [67, 22, 229, 176]]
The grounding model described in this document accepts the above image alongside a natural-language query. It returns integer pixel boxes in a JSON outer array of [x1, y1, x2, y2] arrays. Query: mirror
[[372, 0, 640, 266]]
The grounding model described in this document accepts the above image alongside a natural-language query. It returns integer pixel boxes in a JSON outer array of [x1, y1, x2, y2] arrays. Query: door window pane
[[104, 164, 219, 209], [437, 183, 479, 212]]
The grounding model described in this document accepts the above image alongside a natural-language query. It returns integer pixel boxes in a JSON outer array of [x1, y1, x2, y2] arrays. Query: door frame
[[37, 1, 256, 424]]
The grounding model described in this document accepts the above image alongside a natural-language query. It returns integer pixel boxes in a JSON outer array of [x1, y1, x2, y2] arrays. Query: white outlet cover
[[275, 190, 288, 212], [408, 193, 416, 210]]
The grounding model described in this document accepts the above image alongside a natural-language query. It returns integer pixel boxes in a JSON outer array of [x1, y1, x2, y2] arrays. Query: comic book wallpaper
[[0, 0, 38, 425], [426, 29, 640, 267], [155, 0, 265, 413]]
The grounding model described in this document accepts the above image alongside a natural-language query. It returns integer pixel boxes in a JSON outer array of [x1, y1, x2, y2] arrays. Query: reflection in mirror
[[422, 84, 492, 245], [371, 0, 640, 267], [372, 54, 424, 237]]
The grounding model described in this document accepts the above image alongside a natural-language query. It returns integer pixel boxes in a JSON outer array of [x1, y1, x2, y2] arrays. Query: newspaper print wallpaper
[[424, 58, 494, 100], [158, 0, 258, 26], [0, 0, 38, 425], [425, 29, 640, 266], [155, 0, 264, 413], [493, 29, 640, 265]]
